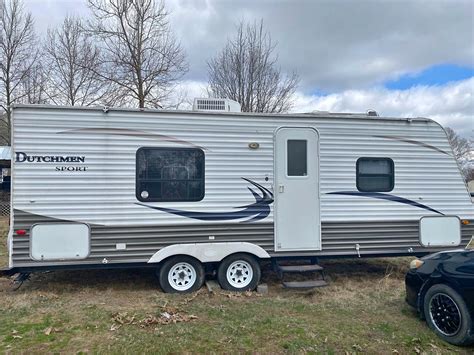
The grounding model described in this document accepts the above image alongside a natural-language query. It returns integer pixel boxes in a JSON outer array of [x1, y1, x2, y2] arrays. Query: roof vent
[[366, 109, 378, 117], [193, 98, 241, 113]]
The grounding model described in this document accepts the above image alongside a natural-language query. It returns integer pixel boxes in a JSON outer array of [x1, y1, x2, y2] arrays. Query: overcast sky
[[26, 0, 473, 138]]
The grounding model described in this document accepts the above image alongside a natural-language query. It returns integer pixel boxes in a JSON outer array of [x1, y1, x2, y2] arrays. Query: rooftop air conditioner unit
[[193, 98, 241, 113], [366, 109, 379, 117]]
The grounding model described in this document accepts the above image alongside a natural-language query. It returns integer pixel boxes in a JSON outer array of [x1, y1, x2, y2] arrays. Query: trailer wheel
[[158, 256, 205, 293], [217, 253, 261, 292]]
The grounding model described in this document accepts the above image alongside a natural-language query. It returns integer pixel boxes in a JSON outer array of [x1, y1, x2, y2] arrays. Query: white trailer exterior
[[4, 104, 474, 291]]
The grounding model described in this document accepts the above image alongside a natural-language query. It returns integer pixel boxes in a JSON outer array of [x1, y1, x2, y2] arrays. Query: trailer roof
[[11, 103, 434, 124]]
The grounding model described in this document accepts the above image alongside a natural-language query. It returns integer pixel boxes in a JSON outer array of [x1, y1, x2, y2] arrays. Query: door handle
[[279, 185, 284, 193]]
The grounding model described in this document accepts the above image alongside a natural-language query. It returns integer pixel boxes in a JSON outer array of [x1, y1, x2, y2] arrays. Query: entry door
[[275, 127, 320, 251]]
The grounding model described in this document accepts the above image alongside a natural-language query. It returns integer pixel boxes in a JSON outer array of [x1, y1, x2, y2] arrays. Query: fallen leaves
[[352, 344, 363, 352], [111, 312, 136, 326], [110, 323, 121, 332], [108, 291, 203, 332], [11, 330, 22, 339], [110, 308, 198, 331], [140, 312, 198, 326]]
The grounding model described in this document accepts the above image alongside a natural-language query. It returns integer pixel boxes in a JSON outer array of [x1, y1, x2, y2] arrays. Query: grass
[[0, 222, 472, 353], [0, 217, 8, 269]]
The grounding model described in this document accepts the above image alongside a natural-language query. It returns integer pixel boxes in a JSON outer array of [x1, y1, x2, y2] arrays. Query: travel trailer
[[2, 100, 473, 292]]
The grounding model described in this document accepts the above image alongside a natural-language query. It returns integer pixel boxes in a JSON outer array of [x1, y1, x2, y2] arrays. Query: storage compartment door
[[420, 216, 461, 247], [31, 223, 90, 261]]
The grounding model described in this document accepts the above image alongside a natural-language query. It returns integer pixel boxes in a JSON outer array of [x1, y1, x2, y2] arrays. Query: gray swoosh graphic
[[373, 135, 450, 156]]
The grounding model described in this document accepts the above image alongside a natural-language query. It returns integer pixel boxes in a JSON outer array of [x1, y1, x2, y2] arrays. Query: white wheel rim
[[168, 262, 197, 291], [226, 260, 253, 288]]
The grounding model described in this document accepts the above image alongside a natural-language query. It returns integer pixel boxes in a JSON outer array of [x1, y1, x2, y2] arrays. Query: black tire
[[158, 256, 205, 294], [423, 284, 474, 346], [217, 253, 261, 292]]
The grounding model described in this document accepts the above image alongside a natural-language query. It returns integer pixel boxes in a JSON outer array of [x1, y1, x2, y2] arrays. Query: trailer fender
[[147, 242, 271, 264]]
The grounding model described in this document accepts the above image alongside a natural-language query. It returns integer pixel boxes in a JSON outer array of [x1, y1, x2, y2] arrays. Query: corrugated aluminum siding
[[10, 210, 474, 267], [9, 105, 474, 267]]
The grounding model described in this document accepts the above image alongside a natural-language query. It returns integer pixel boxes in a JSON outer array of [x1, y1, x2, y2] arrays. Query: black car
[[406, 246, 474, 346]]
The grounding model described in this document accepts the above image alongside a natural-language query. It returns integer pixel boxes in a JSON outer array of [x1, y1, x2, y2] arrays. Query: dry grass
[[0, 222, 473, 353], [0, 217, 9, 269]]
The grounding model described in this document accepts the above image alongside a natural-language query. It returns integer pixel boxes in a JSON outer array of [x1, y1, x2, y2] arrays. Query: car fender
[[417, 270, 464, 315]]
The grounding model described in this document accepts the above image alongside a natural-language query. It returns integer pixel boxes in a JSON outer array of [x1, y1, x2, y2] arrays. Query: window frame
[[356, 157, 394, 192], [135, 147, 205, 202]]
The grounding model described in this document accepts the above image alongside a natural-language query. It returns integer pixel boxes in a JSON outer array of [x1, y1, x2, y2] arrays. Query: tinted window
[[287, 140, 307, 176], [357, 158, 394, 192], [136, 148, 205, 202]]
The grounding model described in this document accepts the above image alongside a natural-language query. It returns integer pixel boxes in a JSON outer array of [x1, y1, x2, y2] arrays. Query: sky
[[25, 0, 473, 138]]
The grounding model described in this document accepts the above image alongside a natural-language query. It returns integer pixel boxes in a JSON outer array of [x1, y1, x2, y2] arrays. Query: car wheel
[[423, 284, 474, 346], [158, 256, 205, 293], [217, 253, 261, 292]]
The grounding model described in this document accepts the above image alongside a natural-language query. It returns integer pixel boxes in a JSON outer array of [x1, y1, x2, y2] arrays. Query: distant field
[[0, 222, 471, 353]]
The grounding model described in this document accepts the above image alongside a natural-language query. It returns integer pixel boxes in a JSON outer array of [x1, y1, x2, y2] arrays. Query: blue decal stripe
[[136, 178, 274, 222], [136, 204, 271, 222], [327, 191, 444, 215]]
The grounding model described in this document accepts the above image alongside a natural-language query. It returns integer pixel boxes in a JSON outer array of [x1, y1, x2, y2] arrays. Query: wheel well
[[158, 254, 202, 268], [207, 252, 261, 274], [220, 252, 261, 263]]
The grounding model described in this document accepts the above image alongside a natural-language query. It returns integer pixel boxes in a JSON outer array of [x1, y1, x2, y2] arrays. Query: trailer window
[[356, 158, 394, 192], [136, 148, 205, 202]]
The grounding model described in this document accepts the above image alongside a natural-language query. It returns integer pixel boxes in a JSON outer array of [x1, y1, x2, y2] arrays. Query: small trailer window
[[356, 158, 394, 192], [136, 147, 205, 202]]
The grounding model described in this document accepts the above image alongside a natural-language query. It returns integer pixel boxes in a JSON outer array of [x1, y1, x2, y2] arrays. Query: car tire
[[423, 284, 474, 346], [217, 253, 261, 292], [158, 256, 205, 294]]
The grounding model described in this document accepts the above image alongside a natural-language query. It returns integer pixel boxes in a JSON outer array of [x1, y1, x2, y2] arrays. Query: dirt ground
[[0, 220, 473, 353]]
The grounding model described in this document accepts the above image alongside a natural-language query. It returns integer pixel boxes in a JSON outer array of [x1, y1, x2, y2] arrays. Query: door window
[[287, 139, 307, 176]]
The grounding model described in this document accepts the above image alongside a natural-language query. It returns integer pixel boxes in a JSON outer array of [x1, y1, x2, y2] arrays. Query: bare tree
[[446, 127, 471, 161], [86, 0, 188, 108], [207, 20, 299, 113], [445, 127, 473, 181], [0, 0, 37, 144], [44, 16, 108, 106], [19, 61, 48, 105], [465, 165, 474, 183]]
